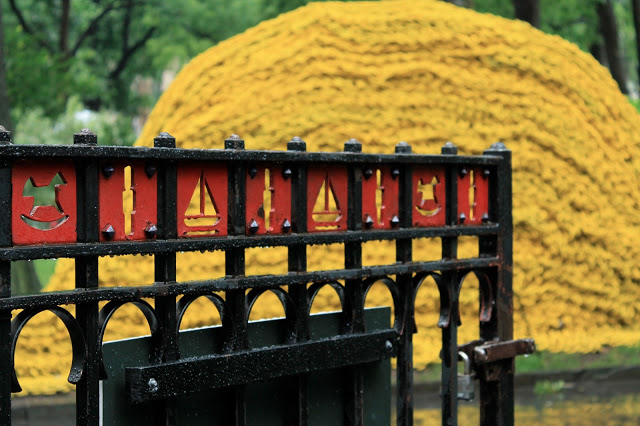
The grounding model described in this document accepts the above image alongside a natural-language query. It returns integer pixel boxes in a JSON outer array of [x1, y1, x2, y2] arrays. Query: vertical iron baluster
[[73, 129, 100, 425], [0, 126, 11, 425], [154, 132, 179, 424], [480, 143, 514, 426], [343, 138, 364, 426], [394, 141, 413, 426], [286, 136, 310, 425], [224, 135, 248, 426], [440, 141, 459, 426]]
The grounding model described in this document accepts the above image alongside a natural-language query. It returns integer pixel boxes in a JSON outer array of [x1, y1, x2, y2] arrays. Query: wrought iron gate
[[0, 125, 533, 425]]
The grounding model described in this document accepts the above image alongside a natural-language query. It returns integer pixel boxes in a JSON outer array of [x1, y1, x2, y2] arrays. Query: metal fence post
[[395, 141, 413, 426], [225, 134, 248, 426], [480, 142, 514, 426], [440, 141, 459, 426], [286, 136, 310, 425], [0, 126, 12, 425], [73, 129, 100, 426], [343, 138, 365, 425], [154, 132, 179, 424]]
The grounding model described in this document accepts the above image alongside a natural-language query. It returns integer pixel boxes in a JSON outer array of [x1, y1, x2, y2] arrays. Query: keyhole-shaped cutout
[[263, 168, 272, 230], [468, 170, 475, 220], [123, 166, 134, 235], [376, 169, 383, 224]]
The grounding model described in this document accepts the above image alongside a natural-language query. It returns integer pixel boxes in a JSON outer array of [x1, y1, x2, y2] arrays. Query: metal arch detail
[[246, 287, 293, 322], [412, 271, 450, 329], [362, 276, 401, 333], [176, 293, 227, 331], [307, 281, 346, 316], [97, 300, 161, 379], [10, 307, 86, 392], [456, 269, 494, 324]]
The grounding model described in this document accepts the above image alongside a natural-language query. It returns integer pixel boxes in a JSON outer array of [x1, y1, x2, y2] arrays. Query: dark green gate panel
[[102, 307, 391, 425]]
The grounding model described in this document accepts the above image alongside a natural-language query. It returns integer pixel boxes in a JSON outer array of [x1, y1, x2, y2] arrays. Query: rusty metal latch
[[457, 338, 536, 382], [473, 338, 536, 365]]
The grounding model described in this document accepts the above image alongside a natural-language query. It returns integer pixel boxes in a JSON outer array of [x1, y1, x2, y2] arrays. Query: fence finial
[[154, 132, 176, 148], [441, 141, 457, 155], [487, 141, 508, 151], [287, 136, 306, 152], [73, 128, 97, 145], [395, 141, 411, 154], [225, 134, 244, 150], [344, 138, 362, 153], [0, 125, 11, 144]]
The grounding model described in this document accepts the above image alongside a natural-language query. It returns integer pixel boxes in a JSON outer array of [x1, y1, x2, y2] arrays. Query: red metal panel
[[361, 166, 399, 229], [245, 166, 292, 235], [458, 168, 489, 225], [177, 164, 227, 237], [412, 167, 446, 227], [307, 167, 348, 232], [12, 161, 77, 245], [99, 162, 158, 242]]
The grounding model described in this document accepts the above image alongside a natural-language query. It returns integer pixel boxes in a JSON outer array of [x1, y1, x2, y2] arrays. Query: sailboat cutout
[[184, 174, 220, 227], [311, 173, 343, 230]]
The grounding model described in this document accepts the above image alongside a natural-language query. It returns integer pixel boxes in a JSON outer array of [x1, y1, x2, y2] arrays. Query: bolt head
[[281, 219, 291, 233], [364, 215, 374, 228], [364, 169, 373, 179], [145, 164, 156, 178], [391, 169, 400, 180], [249, 219, 259, 233], [144, 223, 158, 239], [459, 168, 468, 178], [385, 340, 393, 352], [481, 213, 490, 223], [282, 168, 292, 180], [459, 213, 467, 223], [390, 215, 400, 227], [148, 378, 158, 393], [248, 167, 258, 179], [102, 224, 115, 240], [102, 165, 115, 178]]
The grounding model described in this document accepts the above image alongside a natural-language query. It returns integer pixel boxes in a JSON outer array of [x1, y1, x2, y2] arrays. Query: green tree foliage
[[2, 0, 273, 119]]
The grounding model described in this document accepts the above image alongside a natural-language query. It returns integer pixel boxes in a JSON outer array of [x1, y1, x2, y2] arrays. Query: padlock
[[457, 351, 475, 401]]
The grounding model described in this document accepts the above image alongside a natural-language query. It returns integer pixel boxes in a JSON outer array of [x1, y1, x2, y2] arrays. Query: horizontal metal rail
[[0, 143, 502, 165], [0, 225, 500, 260], [0, 257, 499, 310]]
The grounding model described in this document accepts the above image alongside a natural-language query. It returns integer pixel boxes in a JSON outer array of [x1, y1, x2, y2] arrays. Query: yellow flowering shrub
[[16, 0, 640, 395]]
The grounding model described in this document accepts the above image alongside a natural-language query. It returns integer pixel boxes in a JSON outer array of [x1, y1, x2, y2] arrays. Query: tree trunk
[[513, 0, 540, 28], [1, 3, 43, 295], [597, 0, 629, 94], [0, 1, 13, 132], [631, 0, 640, 85], [60, 0, 71, 55]]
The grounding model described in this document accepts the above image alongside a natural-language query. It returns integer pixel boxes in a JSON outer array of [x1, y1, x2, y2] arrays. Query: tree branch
[[108, 26, 156, 80], [60, 0, 70, 54], [7, 0, 53, 52], [70, 0, 120, 57]]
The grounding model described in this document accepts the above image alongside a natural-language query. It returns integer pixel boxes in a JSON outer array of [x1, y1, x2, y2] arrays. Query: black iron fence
[[0, 125, 533, 425]]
